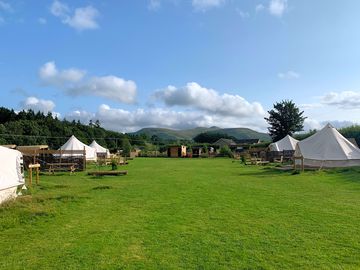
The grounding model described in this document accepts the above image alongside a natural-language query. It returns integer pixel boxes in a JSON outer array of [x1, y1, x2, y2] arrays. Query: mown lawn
[[1, 158, 360, 269]]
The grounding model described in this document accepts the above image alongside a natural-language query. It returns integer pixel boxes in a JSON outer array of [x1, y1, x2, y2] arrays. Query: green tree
[[122, 138, 132, 158], [219, 145, 234, 158], [339, 125, 360, 146], [193, 132, 236, 144], [264, 100, 306, 142]]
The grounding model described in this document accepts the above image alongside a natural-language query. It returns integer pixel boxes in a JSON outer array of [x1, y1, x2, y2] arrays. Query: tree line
[[0, 107, 149, 151]]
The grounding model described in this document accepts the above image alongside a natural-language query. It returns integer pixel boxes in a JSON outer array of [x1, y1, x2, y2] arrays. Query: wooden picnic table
[[245, 157, 270, 165], [47, 162, 77, 174]]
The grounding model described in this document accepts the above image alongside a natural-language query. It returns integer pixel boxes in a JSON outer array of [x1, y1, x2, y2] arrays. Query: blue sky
[[1, 0, 360, 132]]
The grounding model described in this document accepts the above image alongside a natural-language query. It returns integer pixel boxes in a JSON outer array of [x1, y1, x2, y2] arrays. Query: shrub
[[111, 160, 118, 171], [219, 145, 234, 158]]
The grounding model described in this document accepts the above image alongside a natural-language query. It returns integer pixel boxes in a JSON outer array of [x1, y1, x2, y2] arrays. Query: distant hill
[[132, 126, 271, 142]]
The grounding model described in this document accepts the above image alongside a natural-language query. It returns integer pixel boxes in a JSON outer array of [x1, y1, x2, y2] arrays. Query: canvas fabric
[[59, 135, 97, 161], [89, 141, 110, 158], [295, 124, 360, 168], [0, 147, 25, 204], [269, 135, 299, 152]]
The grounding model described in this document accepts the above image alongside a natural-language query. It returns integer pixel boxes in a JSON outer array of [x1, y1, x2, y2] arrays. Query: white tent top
[[59, 135, 97, 161], [0, 146, 24, 191], [295, 123, 360, 166], [269, 135, 299, 152], [89, 140, 110, 158]]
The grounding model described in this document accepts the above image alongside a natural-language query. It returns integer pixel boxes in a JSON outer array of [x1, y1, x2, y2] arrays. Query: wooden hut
[[167, 145, 187, 158], [192, 146, 203, 158]]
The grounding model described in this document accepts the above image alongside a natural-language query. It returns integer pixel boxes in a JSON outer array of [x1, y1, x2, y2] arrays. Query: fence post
[[83, 146, 86, 170]]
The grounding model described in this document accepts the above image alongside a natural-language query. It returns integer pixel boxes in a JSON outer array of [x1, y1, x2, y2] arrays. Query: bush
[[219, 145, 234, 158], [111, 160, 118, 171]]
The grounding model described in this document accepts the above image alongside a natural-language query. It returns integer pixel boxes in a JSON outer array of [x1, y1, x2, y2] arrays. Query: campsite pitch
[[1, 158, 360, 269]]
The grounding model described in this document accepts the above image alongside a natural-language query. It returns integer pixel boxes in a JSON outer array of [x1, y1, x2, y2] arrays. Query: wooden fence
[[19, 148, 86, 171]]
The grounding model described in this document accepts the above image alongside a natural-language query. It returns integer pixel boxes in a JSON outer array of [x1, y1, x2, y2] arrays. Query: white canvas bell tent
[[294, 123, 360, 168], [89, 140, 110, 158], [269, 135, 299, 152], [0, 146, 25, 204], [59, 135, 97, 161]]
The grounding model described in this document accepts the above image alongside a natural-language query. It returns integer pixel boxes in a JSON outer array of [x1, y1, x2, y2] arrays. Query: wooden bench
[[47, 163, 77, 174], [88, 171, 128, 176], [103, 158, 128, 166], [119, 160, 128, 165], [245, 158, 270, 165]]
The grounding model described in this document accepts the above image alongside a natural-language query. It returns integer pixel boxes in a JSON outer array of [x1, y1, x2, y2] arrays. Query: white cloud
[[39, 61, 86, 87], [320, 91, 360, 109], [303, 118, 357, 132], [269, 0, 287, 17], [148, 0, 161, 11], [236, 9, 250, 19], [303, 118, 322, 131], [50, 0, 99, 31], [154, 82, 266, 118], [192, 0, 225, 11], [299, 103, 323, 110], [66, 104, 267, 133], [0, 0, 12, 24], [327, 120, 357, 129], [21, 96, 56, 114], [255, 4, 265, 13], [66, 109, 94, 123], [70, 76, 137, 104], [38, 17, 47, 24], [0, 1, 12, 12], [278, 70, 300, 79], [39, 61, 137, 104], [67, 6, 99, 30], [50, 0, 69, 17]]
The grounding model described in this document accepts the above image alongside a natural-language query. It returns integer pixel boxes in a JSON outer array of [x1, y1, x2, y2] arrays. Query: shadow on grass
[[236, 167, 294, 177], [92, 185, 113, 191], [47, 195, 80, 202], [322, 167, 360, 184], [38, 184, 70, 191], [19, 210, 56, 225]]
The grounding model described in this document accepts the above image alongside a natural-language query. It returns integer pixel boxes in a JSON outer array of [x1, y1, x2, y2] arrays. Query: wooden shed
[[167, 145, 187, 158], [192, 146, 203, 158]]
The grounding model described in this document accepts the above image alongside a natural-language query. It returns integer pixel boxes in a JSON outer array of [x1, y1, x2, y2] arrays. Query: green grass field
[[1, 158, 360, 269]]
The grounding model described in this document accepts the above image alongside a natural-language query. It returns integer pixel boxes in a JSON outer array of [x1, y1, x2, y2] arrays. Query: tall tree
[[265, 100, 306, 141], [122, 138, 132, 158]]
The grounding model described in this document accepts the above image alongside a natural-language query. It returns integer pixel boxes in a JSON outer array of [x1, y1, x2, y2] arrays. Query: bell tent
[[269, 135, 299, 152], [89, 140, 110, 158], [59, 135, 97, 161], [0, 146, 25, 204], [294, 123, 360, 168]]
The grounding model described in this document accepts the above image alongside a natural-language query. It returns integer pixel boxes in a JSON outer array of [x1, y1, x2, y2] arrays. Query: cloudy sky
[[1, 0, 360, 133]]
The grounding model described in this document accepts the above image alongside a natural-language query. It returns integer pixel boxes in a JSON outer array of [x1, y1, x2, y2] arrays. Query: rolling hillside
[[132, 126, 271, 142]]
